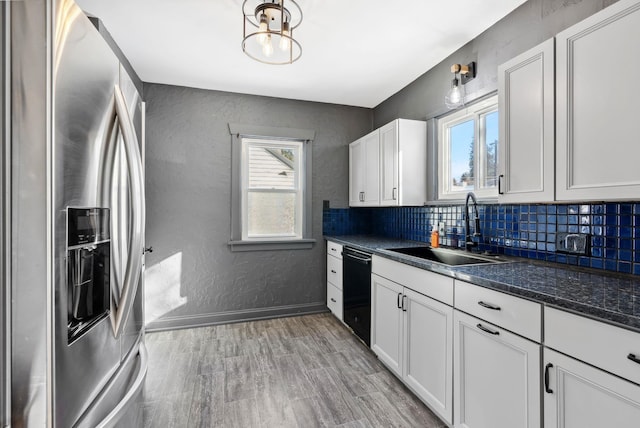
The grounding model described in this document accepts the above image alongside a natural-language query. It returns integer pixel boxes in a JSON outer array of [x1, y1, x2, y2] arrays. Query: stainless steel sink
[[386, 246, 508, 266]]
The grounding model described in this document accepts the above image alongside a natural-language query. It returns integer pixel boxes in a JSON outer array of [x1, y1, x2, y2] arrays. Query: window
[[242, 139, 302, 240], [437, 95, 499, 200], [229, 123, 315, 251]]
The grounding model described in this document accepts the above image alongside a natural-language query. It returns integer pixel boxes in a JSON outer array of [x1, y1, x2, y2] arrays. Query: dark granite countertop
[[325, 235, 640, 333]]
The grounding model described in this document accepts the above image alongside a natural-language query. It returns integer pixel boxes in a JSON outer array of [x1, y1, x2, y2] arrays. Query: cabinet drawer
[[545, 307, 640, 385], [372, 255, 453, 306], [455, 281, 542, 342], [327, 241, 343, 259], [327, 282, 343, 320], [327, 254, 342, 289]]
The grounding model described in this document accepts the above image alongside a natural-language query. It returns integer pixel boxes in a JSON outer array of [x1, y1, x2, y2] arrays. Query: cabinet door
[[498, 38, 554, 203], [349, 138, 365, 206], [380, 121, 399, 206], [544, 349, 640, 428], [327, 282, 343, 321], [371, 274, 403, 377], [404, 288, 453, 424], [453, 311, 540, 428], [362, 130, 380, 206], [556, 0, 640, 200]]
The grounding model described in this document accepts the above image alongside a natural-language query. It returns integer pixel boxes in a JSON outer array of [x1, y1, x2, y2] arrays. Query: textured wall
[[373, 0, 619, 126], [144, 83, 371, 330]]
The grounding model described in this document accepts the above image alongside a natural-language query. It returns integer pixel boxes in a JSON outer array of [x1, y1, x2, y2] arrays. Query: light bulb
[[257, 13, 268, 46], [448, 86, 461, 104], [445, 77, 464, 109], [262, 34, 274, 57], [279, 22, 291, 51]]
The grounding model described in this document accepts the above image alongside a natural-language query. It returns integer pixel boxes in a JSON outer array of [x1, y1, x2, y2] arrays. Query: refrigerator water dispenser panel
[[67, 208, 111, 344]]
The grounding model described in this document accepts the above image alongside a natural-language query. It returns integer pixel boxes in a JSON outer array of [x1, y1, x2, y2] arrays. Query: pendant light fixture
[[242, 0, 303, 65], [445, 62, 476, 109]]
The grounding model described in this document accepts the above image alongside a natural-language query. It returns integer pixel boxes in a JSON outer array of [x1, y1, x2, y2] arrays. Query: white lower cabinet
[[453, 310, 540, 428], [371, 274, 403, 376], [371, 273, 453, 424], [543, 307, 640, 427], [403, 287, 453, 422], [326, 240, 343, 320], [368, 255, 640, 428], [544, 348, 640, 428], [326, 283, 342, 319]]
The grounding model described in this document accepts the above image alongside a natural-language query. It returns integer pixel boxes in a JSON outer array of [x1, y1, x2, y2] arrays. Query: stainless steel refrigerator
[[5, 0, 147, 426]]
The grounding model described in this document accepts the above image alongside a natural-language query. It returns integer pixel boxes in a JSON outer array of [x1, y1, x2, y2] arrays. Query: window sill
[[228, 239, 316, 252]]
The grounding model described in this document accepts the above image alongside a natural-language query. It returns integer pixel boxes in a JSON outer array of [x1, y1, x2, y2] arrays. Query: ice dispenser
[[67, 207, 110, 344]]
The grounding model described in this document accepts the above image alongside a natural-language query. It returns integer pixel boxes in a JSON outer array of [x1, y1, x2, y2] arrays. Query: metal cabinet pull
[[476, 323, 499, 335], [330, 247, 337, 252], [498, 174, 504, 195], [628, 353, 640, 365], [330, 298, 337, 303], [392, 187, 397, 200], [330, 270, 337, 274], [545, 363, 554, 393], [402, 295, 408, 312], [478, 301, 501, 311], [397, 293, 402, 309]]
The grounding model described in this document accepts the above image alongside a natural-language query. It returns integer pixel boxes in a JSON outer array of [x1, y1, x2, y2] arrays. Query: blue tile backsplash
[[323, 202, 640, 276]]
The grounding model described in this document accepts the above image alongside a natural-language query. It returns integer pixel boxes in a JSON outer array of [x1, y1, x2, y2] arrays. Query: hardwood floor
[[142, 313, 448, 428]]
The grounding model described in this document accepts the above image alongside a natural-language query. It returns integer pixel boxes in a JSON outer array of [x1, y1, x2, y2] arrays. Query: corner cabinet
[[498, 38, 555, 203], [556, 0, 640, 200], [349, 119, 426, 207], [349, 130, 380, 206]]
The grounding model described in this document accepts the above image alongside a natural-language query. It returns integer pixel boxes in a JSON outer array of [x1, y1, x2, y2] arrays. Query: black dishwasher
[[342, 247, 372, 346]]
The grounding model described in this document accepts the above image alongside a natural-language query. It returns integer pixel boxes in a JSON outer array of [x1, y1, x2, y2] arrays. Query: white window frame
[[437, 95, 499, 200], [228, 123, 315, 252], [241, 138, 303, 241]]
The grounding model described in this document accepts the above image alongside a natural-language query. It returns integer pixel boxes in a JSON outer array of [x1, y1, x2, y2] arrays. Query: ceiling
[[75, 0, 527, 108]]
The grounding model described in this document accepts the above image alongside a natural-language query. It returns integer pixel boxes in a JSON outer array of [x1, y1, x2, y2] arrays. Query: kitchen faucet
[[465, 191, 481, 252]]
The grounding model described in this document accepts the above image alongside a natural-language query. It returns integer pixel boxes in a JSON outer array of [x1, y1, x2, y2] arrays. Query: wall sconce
[[445, 62, 476, 109]]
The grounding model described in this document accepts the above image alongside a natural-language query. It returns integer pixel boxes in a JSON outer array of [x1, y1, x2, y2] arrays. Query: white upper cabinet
[[348, 136, 365, 206], [379, 119, 427, 206], [556, 0, 640, 201], [498, 38, 555, 203], [349, 119, 426, 207], [349, 129, 380, 206]]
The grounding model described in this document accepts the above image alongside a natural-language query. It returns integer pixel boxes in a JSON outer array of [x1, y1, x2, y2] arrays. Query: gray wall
[[373, 0, 619, 127], [144, 84, 371, 330], [144, 0, 620, 330]]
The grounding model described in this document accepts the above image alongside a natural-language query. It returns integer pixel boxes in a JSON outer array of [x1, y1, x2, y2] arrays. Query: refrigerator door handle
[[110, 84, 145, 338], [94, 343, 148, 428]]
